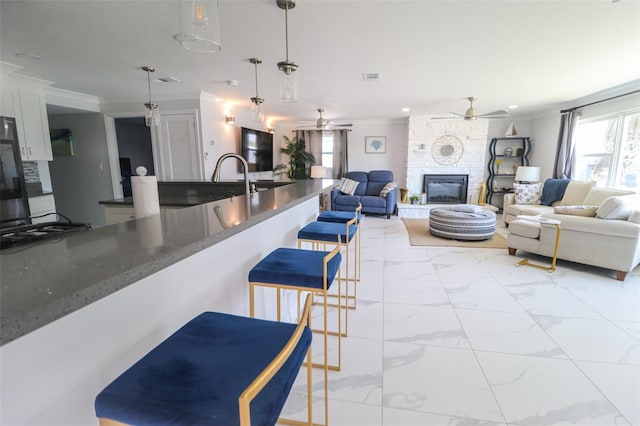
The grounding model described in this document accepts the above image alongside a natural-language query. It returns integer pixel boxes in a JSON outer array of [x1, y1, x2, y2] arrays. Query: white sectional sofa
[[505, 180, 640, 281]]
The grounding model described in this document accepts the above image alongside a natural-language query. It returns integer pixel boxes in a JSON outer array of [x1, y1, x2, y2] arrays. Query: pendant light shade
[[249, 58, 265, 123], [142, 66, 160, 127], [174, 0, 221, 53], [277, 0, 298, 102]]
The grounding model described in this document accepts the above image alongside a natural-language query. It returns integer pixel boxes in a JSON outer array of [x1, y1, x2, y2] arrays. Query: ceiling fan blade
[[333, 123, 353, 127], [478, 110, 510, 118]]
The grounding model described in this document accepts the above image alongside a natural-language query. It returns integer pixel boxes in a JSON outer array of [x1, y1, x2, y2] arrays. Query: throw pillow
[[560, 181, 596, 206], [514, 183, 541, 205], [628, 211, 640, 224], [379, 182, 398, 198], [553, 205, 598, 217], [596, 196, 635, 220], [338, 178, 359, 196], [583, 187, 634, 206]]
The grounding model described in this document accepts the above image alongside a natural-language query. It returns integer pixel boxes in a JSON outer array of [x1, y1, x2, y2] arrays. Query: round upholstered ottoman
[[429, 205, 496, 240]]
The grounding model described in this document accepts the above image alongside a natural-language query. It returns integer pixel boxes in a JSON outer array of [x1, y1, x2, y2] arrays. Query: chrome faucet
[[211, 153, 251, 197]]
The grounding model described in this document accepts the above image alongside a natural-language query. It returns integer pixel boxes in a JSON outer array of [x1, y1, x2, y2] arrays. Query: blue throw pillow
[[539, 179, 570, 206]]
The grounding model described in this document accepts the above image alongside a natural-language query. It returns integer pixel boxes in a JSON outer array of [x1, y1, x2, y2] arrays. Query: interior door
[[159, 113, 202, 181]]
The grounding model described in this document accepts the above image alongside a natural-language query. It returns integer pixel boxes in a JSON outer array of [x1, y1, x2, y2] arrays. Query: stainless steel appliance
[[0, 220, 92, 250], [0, 116, 30, 227]]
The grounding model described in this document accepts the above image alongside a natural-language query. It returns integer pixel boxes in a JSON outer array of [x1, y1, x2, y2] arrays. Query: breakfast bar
[[0, 179, 335, 425]]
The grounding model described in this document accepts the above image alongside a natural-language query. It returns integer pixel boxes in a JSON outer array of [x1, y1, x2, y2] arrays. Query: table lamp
[[515, 166, 541, 184], [310, 166, 326, 179]]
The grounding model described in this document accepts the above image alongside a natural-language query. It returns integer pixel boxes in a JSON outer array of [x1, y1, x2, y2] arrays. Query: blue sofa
[[330, 170, 397, 219]]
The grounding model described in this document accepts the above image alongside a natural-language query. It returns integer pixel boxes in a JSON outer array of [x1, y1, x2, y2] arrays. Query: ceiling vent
[[152, 76, 181, 83], [362, 72, 381, 82]]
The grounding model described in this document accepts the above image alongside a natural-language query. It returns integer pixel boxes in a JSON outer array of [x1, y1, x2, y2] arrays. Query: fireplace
[[423, 174, 468, 204]]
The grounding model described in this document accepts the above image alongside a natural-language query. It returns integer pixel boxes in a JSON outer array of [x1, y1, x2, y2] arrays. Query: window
[[321, 131, 334, 174], [574, 110, 639, 192]]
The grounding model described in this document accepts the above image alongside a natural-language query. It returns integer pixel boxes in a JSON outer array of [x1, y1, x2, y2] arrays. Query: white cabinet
[[0, 71, 53, 161], [28, 194, 57, 224], [15, 86, 53, 161], [103, 206, 136, 225]]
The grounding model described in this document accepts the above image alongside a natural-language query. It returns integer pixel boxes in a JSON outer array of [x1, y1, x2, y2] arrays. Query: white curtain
[[554, 111, 579, 179]]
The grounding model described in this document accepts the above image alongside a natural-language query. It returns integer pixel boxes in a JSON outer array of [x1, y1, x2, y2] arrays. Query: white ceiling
[[1, 0, 639, 125]]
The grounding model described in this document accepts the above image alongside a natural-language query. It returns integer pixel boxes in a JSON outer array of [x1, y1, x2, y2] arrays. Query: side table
[[515, 215, 562, 272]]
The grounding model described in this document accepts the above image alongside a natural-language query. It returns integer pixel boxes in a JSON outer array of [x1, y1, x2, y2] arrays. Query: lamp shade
[[515, 166, 541, 183], [310, 166, 326, 179]]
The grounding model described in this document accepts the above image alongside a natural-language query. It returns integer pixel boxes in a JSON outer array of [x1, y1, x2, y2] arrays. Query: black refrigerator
[[0, 116, 31, 227]]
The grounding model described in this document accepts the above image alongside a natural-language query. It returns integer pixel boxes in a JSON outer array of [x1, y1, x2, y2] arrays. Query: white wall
[[347, 118, 408, 182], [275, 118, 408, 183], [530, 112, 561, 180], [48, 113, 112, 226], [200, 93, 278, 182]]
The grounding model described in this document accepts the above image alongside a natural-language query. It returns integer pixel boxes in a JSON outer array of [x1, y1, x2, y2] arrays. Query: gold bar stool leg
[[248, 244, 343, 426], [298, 223, 355, 337], [315, 204, 362, 310]]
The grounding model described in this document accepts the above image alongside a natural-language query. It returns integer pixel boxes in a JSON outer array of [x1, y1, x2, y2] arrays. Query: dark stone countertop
[[1, 179, 338, 345]]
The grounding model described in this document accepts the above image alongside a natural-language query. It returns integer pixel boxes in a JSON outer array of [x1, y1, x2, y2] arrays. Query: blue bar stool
[[298, 217, 358, 324], [95, 296, 314, 426], [249, 246, 342, 425], [317, 203, 362, 290]]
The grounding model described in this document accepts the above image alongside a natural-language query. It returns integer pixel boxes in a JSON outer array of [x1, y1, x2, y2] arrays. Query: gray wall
[[48, 113, 112, 227]]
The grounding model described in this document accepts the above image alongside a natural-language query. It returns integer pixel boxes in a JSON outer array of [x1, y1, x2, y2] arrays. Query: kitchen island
[[0, 179, 336, 425]]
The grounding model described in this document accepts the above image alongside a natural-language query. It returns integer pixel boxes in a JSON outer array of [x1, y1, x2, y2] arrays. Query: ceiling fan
[[298, 108, 353, 130], [433, 97, 509, 120]]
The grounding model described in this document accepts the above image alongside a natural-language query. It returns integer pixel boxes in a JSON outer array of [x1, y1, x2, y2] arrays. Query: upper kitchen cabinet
[[0, 66, 53, 161]]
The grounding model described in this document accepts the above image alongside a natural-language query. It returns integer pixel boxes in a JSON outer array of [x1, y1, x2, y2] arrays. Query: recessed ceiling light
[[508, 105, 519, 109], [15, 52, 40, 60], [402, 107, 410, 112]]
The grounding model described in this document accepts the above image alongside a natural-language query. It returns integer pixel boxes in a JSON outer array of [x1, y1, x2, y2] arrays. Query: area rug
[[402, 218, 507, 248]]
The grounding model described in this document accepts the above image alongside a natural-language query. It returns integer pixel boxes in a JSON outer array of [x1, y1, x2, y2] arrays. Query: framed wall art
[[365, 136, 386, 153], [50, 128, 75, 156]]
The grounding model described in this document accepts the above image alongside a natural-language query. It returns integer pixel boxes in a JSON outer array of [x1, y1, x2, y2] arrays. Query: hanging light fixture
[[249, 58, 265, 123], [174, 0, 222, 53], [142, 66, 160, 127], [276, 0, 298, 102]]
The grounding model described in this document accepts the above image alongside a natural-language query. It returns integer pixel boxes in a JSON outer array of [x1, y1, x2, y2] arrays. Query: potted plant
[[409, 195, 420, 205], [273, 135, 316, 179]]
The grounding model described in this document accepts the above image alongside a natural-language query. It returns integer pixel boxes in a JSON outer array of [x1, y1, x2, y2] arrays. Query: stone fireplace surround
[[405, 117, 489, 205]]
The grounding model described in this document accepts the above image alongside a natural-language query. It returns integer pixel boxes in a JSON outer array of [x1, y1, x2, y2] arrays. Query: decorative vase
[[399, 188, 409, 203], [478, 182, 486, 206], [504, 146, 513, 157]]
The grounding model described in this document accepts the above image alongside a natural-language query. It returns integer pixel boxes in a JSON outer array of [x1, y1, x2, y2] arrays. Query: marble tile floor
[[281, 214, 640, 426]]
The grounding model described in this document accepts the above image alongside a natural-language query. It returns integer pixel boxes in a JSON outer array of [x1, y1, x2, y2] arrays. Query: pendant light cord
[[147, 68, 153, 104], [284, 3, 289, 61], [254, 62, 260, 99]]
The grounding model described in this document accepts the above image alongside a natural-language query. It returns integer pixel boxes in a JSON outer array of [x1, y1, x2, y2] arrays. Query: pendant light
[[249, 58, 265, 123], [174, 0, 222, 53], [142, 66, 160, 127], [276, 0, 298, 102]]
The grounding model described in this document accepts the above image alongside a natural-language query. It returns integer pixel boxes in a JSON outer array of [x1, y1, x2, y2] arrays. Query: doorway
[[114, 117, 154, 197]]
